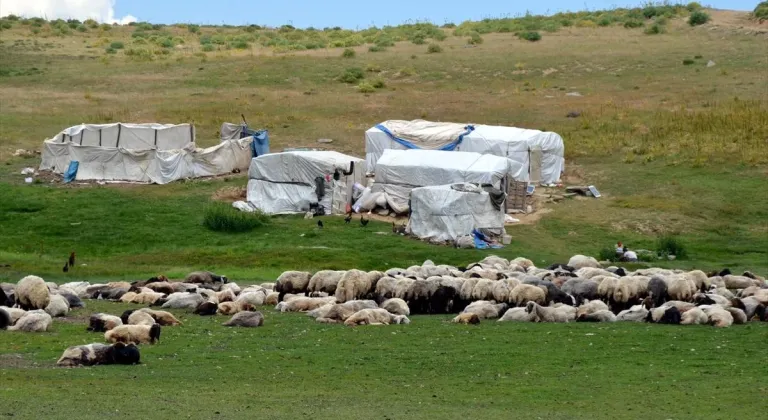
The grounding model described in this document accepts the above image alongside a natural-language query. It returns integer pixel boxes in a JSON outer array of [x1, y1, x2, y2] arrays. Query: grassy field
[[1, 5, 768, 419]]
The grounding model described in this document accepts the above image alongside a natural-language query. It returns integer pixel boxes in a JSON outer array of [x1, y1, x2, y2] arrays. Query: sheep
[[509, 284, 547, 307], [219, 282, 241, 295], [108, 281, 132, 290], [197, 289, 217, 303], [560, 278, 599, 305], [144, 282, 175, 295], [723, 275, 756, 290], [659, 300, 696, 313], [680, 307, 709, 325], [613, 276, 650, 310], [380, 298, 410, 316], [15, 275, 50, 310], [616, 305, 649, 322], [373, 276, 399, 303], [0, 307, 9, 330], [709, 286, 735, 299], [525, 301, 571, 323], [160, 292, 205, 310], [665, 275, 696, 302], [343, 308, 410, 326], [1, 306, 26, 325], [105, 324, 161, 344], [276, 297, 336, 313], [511, 257, 535, 270], [646, 276, 669, 308], [236, 290, 267, 308], [56, 342, 141, 367], [307, 270, 346, 295], [265, 292, 279, 306], [222, 311, 264, 327], [394, 278, 416, 300], [498, 307, 536, 322], [462, 301, 508, 319], [646, 306, 681, 324], [44, 294, 70, 317], [1, 288, 14, 307], [87, 313, 123, 332], [731, 297, 765, 321], [725, 307, 747, 324], [576, 300, 610, 318], [119, 292, 138, 304], [56, 290, 84, 309], [217, 301, 255, 315], [597, 277, 619, 304], [216, 289, 236, 304], [699, 305, 733, 328], [575, 267, 617, 280], [314, 300, 378, 324], [185, 271, 228, 284], [126, 310, 156, 326], [470, 279, 496, 301], [8, 310, 52, 332], [692, 292, 731, 307], [491, 279, 518, 304], [335, 270, 383, 303], [452, 313, 481, 324], [275, 271, 312, 300], [576, 310, 617, 322], [568, 255, 601, 269], [480, 255, 510, 269], [194, 301, 218, 316], [131, 291, 165, 305], [685, 270, 710, 292], [59, 281, 91, 298], [404, 278, 440, 314], [135, 308, 181, 326]]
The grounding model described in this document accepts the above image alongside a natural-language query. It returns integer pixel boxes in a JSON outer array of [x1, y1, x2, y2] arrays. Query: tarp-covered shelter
[[247, 151, 365, 215], [40, 123, 254, 184], [365, 119, 565, 184], [408, 183, 506, 242]]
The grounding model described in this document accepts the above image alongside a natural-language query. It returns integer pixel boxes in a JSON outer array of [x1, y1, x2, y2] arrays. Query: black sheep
[[194, 301, 218, 316]]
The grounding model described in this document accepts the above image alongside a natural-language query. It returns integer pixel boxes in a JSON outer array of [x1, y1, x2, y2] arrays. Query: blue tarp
[[246, 128, 269, 157], [63, 161, 79, 183], [472, 229, 503, 249], [375, 124, 475, 151]]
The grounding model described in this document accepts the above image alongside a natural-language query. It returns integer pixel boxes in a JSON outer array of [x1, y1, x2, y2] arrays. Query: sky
[[0, 0, 758, 28]]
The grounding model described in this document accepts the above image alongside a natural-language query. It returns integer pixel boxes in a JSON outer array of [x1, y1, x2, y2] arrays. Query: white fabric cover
[[408, 183, 505, 242], [220, 123, 244, 141], [246, 151, 365, 215], [40, 130, 253, 184], [374, 149, 514, 189], [365, 119, 565, 183], [51, 123, 193, 150]]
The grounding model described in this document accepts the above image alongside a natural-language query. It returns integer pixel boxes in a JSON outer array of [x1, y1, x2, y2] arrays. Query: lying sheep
[[314, 300, 378, 324], [137, 308, 181, 326], [498, 307, 536, 322], [276, 297, 336, 313], [8, 310, 52, 332], [680, 307, 709, 325], [87, 313, 123, 332], [57, 342, 140, 367], [343, 308, 410, 326], [160, 293, 204, 310], [222, 311, 264, 327], [380, 298, 410, 316], [185, 271, 228, 284], [616, 305, 649, 322], [576, 310, 616, 322], [462, 301, 508, 319], [44, 294, 70, 318], [526, 301, 573, 323], [127, 310, 156, 326], [576, 300, 610, 318], [0, 306, 26, 328], [452, 313, 480, 325], [105, 324, 161, 345], [699, 305, 733, 328], [193, 301, 218, 316], [723, 275, 756, 290], [646, 306, 681, 324]]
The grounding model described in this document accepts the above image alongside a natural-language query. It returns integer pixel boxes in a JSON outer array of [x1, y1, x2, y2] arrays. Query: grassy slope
[[1, 10, 768, 420]]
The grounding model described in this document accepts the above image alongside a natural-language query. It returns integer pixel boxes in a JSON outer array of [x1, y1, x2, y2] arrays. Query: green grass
[[202, 202, 269, 233], [1, 300, 766, 419]]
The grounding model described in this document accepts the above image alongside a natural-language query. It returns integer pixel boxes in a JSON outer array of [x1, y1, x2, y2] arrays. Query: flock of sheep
[[1, 254, 766, 368]]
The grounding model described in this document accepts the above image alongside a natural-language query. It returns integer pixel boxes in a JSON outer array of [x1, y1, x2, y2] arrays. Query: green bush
[[656, 235, 687, 259], [624, 19, 645, 28], [357, 81, 376, 93], [124, 48, 154, 61], [518, 31, 542, 42], [688, 11, 710, 26], [85, 19, 99, 28], [467, 32, 483, 45], [432, 31, 447, 41], [188, 24, 200, 33], [110, 41, 124, 49], [598, 247, 618, 262], [644, 23, 665, 35], [427, 43, 443, 53], [341, 48, 356, 58], [0, 21, 12, 30], [232, 40, 249, 49], [105, 47, 117, 54], [755, 2, 768, 22], [687, 2, 703, 12], [338, 67, 364, 83], [76, 24, 88, 32], [371, 78, 386, 89], [202, 44, 215, 52], [158, 37, 175, 48], [365, 63, 381, 72], [597, 16, 613, 27], [682, 58, 695, 65], [642, 6, 660, 19], [203, 203, 269, 233], [99, 23, 112, 31], [410, 34, 426, 45], [368, 45, 386, 52]]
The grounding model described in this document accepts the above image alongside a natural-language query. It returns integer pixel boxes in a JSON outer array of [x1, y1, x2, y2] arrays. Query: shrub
[[410, 34, 426, 45], [518, 31, 542, 42], [76, 24, 88, 32], [232, 40, 249, 49], [99, 23, 112, 31], [644, 23, 665, 35], [188, 24, 200, 33], [656, 235, 687, 259], [687, 2, 703, 12], [642, 6, 660, 19], [365, 63, 381, 72], [0, 21, 12, 30], [427, 43, 443, 53], [203, 203, 269, 233], [368, 45, 386, 52], [357, 81, 376, 93], [105, 47, 117, 54], [110, 41, 124, 49], [575, 19, 597, 28], [371, 78, 386, 89], [682, 58, 695, 65], [124, 48, 154, 61], [341, 48, 356, 58], [688, 11, 710, 26], [597, 16, 612, 27], [598, 247, 618, 262], [202, 44, 215, 52], [85, 19, 98, 28], [467, 32, 483, 45], [158, 37, 174, 48], [624, 19, 644, 28], [755, 2, 768, 22], [338, 67, 364, 83], [432, 31, 447, 41]]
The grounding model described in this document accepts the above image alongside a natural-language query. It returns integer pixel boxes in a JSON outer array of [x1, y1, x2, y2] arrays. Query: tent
[[39, 123, 254, 184], [247, 151, 365, 215], [408, 183, 506, 242], [364, 119, 565, 184]]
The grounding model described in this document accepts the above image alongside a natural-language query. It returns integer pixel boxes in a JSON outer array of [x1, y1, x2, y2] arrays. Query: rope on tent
[[116, 123, 122, 147], [374, 124, 475, 151]]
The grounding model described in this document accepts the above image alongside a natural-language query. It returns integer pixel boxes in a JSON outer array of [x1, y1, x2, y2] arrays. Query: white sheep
[[497, 307, 536, 322], [568, 255, 601, 269], [335, 270, 383, 303], [127, 311, 156, 326], [452, 313, 481, 324], [576, 300, 610, 318], [275, 271, 313, 298], [462, 301, 508, 319], [509, 284, 547, 307], [8, 309, 52, 332], [525, 301, 571, 323], [57, 342, 140, 367], [343, 308, 410, 326], [470, 279, 496, 301], [87, 313, 123, 332], [616, 304, 649, 322], [161, 292, 205, 310], [699, 305, 734, 328], [15, 275, 50, 310], [380, 298, 410, 316], [44, 294, 70, 317], [307, 270, 346, 295], [222, 311, 264, 327], [723, 275, 756, 290], [105, 324, 161, 344], [576, 310, 616, 322], [277, 296, 336, 313], [0, 306, 26, 326], [314, 300, 378, 323]]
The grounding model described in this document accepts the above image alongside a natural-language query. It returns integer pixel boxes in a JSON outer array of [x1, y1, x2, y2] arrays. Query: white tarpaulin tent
[[408, 183, 505, 242], [40, 123, 254, 184], [247, 151, 365, 215], [365, 119, 565, 184]]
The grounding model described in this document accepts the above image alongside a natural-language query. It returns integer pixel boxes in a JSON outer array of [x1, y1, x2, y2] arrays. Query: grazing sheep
[[57, 342, 140, 367], [8, 310, 52, 332], [665, 275, 696, 302], [15, 275, 50, 311], [222, 311, 264, 327], [509, 284, 547, 307], [646, 306, 681, 324], [481, 255, 510, 269], [647, 276, 669, 308], [685, 270, 710, 292], [381, 298, 410, 316], [680, 307, 709, 325], [452, 313, 481, 324], [373, 276, 399, 303], [576, 310, 616, 322], [314, 300, 378, 324], [194, 301, 218, 316], [525, 301, 573, 323], [307, 270, 346, 295], [127, 311, 156, 326], [275, 271, 312, 300], [575, 267, 617, 280], [105, 324, 161, 344], [344, 308, 410, 326], [576, 300, 610, 318], [616, 305, 649, 322], [185, 271, 228, 284], [568, 255, 601, 270], [511, 257, 535, 270], [498, 307, 536, 322], [57, 290, 84, 309], [44, 294, 70, 317], [613, 276, 650, 310], [463, 301, 508, 319], [470, 279, 496, 301], [597, 277, 619, 304], [277, 297, 336, 313], [561, 279, 599, 305], [335, 270, 383, 303], [87, 313, 123, 332], [429, 284, 458, 314], [160, 293, 205, 310]]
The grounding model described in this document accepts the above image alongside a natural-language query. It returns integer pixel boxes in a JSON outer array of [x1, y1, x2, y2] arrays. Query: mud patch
[[211, 186, 246, 202], [0, 353, 38, 369]]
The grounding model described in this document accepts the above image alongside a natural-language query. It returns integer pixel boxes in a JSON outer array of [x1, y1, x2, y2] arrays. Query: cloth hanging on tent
[[63, 161, 79, 183], [249, 130, 269, 157], [481, 185, 506, 211], [374, 124, 474, 151]]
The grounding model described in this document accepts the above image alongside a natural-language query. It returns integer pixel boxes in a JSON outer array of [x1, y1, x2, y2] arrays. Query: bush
[[371, 78, 386, 89], [656, 235, 687, 259], [644, 23, 665, 35], [688, 11, 710, 26], [642, 6, 660, 19], [368, 45, 386, 52], [188, 24, 200, 33], [624, 19, 644, 28], [427, 43, 443, 53], [158, 37, 174, 48], [99, 23, 112, 31], [518, 31, 542, 42], [341, 48, 356, 58], [755, 2, 768, 22], [85, 19, 98, 28], [432, 31, 447, 41], [105, 47, 117, 54], [365, 63, 381, 72], [467, 32, 483, 45], [598, 247, 618, 263], [203, 203, 269, 233], [110, 41, 124, 49], [202, 44, 215, 52], [0, 21, 12, 30], [338, 67, 364, 83], [410, 34, 426, 45], [597, 16, 613, 27], [357, 81, 376, 93], [232, 40, 249, 49], [76, 24, 88, 32], [687, 2, 703, 12], [682, 58, 695, 65]]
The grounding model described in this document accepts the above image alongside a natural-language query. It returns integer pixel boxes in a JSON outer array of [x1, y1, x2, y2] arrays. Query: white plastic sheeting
[[246, 151, 366, 215], [408, 183, 505, 242], [365, 119, 565, 184], [374, 149, 515, 189], [39, 123, 253, 184]]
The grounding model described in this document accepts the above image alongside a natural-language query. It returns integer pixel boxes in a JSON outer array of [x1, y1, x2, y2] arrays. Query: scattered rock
[[566, 111, 581, 118], [20, 167, 35, 175], [566, 92, 583, 97], [706, 60, 716, 67], [317, 139, 333, 144]]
